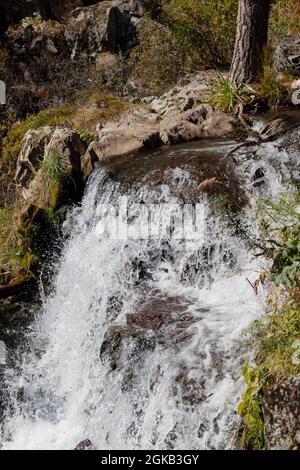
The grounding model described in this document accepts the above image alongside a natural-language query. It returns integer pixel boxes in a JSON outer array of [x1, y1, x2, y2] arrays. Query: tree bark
[[229, 0, 271, 83]]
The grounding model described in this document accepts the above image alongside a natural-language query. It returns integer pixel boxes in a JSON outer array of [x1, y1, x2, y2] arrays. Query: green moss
[[1, 106, 74, 180]]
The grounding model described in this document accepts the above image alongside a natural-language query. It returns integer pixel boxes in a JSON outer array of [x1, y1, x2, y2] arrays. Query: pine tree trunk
[[229, 0, 270, 83]]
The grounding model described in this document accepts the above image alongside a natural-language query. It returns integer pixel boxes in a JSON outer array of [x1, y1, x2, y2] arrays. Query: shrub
[[0, 207, 19, 280], [256, 64, 289, 108], [238, 191, 300, 450], [129, 22, 187, 95], [210, 76, 247, 113], [258, 196, 300, 288], [166, 0, 237, 68], [270, 0, 300, 37], [38, 150, 68, 209]]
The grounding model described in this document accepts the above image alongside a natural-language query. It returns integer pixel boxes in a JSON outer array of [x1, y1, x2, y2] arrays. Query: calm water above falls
[[1, 129, 299, 449]]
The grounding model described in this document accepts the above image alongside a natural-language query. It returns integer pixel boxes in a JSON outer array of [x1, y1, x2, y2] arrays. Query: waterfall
[[0, 132, 298, 450]]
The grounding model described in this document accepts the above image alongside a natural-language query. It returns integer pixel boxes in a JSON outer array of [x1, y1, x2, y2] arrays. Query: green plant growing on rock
[[210, 77, 248, 113], [238, 364, 266, 450], [238, 191, 300, 450], [0, 207, 20, 281], [256, 63, 288, 108], [258, 196, 300, 288], [39, 150, 69, 209]]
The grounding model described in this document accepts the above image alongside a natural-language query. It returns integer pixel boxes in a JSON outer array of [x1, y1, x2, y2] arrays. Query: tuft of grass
[[210, 77, 248, 113], [1, 106, 74, 178], [256, 64, 288, 108], [38, 150, 68, 209], [0, 208, 20, 280]]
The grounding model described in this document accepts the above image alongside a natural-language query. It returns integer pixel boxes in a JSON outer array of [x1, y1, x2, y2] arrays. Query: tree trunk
[[229, 0, 270, 83]]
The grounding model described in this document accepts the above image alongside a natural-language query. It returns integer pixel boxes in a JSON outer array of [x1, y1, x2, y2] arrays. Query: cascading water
[[0, 125, 299, 450]]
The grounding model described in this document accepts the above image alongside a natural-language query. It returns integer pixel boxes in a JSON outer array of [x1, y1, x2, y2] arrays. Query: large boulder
[[15, 127, 87, 207], [273, 38, 300, 77], [262, 375, 300, 450], [64, 1, 138, 60], [82, 108, 161, 174], [160, 104, 236, 145], [0, 1, 100, 33]]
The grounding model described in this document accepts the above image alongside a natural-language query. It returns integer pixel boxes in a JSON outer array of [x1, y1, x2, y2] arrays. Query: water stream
[[0, 123, 299, 449]]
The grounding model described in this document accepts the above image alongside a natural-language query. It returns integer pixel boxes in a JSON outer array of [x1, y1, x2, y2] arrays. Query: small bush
[[166, 0, 237, 67], [238, 364, 266, 450], [270, 0, 300, 37], [256, 64, 289, 108], [38, 150, 68, 209], [238, 191, 300, 450], [0, 207, 19, 279], [129, 22, 187, 95], [258, 196, 300, 288], [210, 77, 248, 113]]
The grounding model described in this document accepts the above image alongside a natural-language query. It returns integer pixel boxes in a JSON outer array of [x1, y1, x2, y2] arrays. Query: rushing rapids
[[0, 122, 299, 449]]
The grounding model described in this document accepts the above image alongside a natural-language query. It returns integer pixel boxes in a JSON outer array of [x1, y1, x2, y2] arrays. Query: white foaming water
[[1, 136, 297, 450]]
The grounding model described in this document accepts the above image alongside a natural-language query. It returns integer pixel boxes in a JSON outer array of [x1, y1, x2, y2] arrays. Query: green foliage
[[251, 302, 300, 382], [141, 0, 164, 19], [39, 150, 68, 209], [210, 77, 247, 113], [1, 106, 73, 179], [238, 192, 300, 450], [130, 0, 238, 95], [256, 64, 289, 108], [129, 23, 187, 95], [258, 196, 300, 288], [166, 0, 237, 67], [0, 207, 19, 279], [238, 364, 266, 450], [270, 0, 300, 37]]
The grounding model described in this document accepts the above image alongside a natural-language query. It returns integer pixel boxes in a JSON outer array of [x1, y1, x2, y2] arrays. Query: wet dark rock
[[127, 293, 188, 332], [74, 438, 94, 450], [0, 300, 27, 324], [100, 324, 156, 372], [262, 375, 300, 450], [252, 168, 265, 187], [198, 419, 209, 438], [175, 369, 207, 407]]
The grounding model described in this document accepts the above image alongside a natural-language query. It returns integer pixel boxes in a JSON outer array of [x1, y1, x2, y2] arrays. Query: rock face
[[274, 38, 300, 76], [0, 1, 100, 33], [160, 104, 235, 145], [262, 375, 300, 450], [82, 82, 236, 176], [65, 1, 138, 60], [74, 438, 95, 450], [15, 127, 87, 206]]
